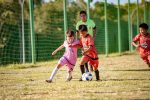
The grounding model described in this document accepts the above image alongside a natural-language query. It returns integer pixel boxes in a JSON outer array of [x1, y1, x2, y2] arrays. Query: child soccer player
[[70, 25, 100, 81], [46, 30, 79, 83], [132, 23, 150, 68], [76, 10, 97, 74]]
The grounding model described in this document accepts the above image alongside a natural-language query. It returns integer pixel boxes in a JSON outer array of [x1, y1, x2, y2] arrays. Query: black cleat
[[45, 79, 52, 83]]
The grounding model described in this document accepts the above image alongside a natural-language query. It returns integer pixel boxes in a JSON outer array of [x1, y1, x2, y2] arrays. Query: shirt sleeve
[[63, 40, 66, 47], [87, 35, 94, 46], [91, 20, 96, 29], [133, 34, 140, 42], [76, 22, 79, 31]]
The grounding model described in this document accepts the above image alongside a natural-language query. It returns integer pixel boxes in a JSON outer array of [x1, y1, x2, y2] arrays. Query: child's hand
[[52, 51, 57, 56], [82, 51, 86, 55], [81, 49, 87, 55], [68, 44, 72, 47]]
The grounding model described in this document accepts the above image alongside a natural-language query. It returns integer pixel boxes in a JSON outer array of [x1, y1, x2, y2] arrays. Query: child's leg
[[94, 69, 100, 81], [147, 55, 150, 68], [142, 56, 150, 68], [80, 57, 89, 74], [146, 62, 150, 67], [84, 63, 89, 72], [79, 56, 89, 81], [49, 64, 62, 81], [66, 66, 73, 81], [66, 71, 73, 81], [90, 60, 100, 81], [80, 65, 85, 74]]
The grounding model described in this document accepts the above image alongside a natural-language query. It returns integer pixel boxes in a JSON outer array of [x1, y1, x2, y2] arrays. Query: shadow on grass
[[103, 78, 150, 81], [105, 69, 150, 72]]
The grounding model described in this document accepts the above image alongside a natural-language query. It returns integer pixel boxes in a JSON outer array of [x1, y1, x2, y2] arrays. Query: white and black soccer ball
[[82, 72, 93, 81]]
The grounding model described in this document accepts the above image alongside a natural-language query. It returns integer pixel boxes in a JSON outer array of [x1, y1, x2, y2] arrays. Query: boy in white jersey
[[46, 30, 79, 83]]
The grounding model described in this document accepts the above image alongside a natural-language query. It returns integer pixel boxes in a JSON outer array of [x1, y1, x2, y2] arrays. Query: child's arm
[[69, 44, 82, 48], [82, 46, 93, 55], [132, 41, 140, 48], [52, 44, 64, 56]]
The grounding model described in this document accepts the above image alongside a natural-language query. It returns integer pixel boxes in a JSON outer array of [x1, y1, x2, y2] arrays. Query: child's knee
[[56, 64, 62, 69]]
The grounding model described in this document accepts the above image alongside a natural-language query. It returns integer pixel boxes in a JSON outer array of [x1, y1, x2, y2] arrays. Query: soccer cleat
[[66, 76, 72, 82], [45, 79, 52, 83], [79, 77, 82, 81], [96, 78, 100, 81]]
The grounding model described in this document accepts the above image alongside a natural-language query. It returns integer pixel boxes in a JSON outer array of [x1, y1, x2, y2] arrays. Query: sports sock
[[49, 67, 59, 80], [67, 71, 72, 79], [94, 70, 100, 80], [85, 63, 89, 72], [80, 65, 85, 75]]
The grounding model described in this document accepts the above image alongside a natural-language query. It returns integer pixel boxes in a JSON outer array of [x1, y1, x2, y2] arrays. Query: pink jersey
[[63, 39, 79, 65], [133, 33, 150, 57]]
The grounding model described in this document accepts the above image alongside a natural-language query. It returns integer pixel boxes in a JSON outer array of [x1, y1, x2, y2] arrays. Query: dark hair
[[66, 30, 74, 37], [139, 23, 148, 30], [80, 10, 87, 15], [79, 25, 87, 32]]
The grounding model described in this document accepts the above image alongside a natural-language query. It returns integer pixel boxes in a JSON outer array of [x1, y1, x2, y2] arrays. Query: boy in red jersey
[[70, 25, 100, 81], [132, 23, 150, 68]]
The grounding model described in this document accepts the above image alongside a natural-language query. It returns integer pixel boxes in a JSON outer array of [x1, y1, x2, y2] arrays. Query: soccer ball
[[82, 72, 93, 81]]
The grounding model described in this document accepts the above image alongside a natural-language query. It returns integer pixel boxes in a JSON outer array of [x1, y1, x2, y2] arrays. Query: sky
[[92, 0, 141, 4], [44, 0, 143, 4]]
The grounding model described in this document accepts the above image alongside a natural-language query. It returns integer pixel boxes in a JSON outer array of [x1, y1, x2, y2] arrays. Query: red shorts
[[81, 55, 99, 70]]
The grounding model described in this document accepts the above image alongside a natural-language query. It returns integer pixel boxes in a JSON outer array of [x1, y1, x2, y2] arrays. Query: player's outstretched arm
[[132, 41, 140, 48], [52, 44, 64, 56], [69, 44, 82, 48]]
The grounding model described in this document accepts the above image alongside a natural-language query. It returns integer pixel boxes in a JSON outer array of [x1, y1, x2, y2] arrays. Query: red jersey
[[80, 34, 98, 59], [133, 33, 150, 57]]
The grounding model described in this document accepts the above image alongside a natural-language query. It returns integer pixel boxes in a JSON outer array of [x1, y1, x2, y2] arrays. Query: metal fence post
[[137, 0, 139, 34], [104, 0, 108, 56], [63, 0, 68, 40], [128, 0, 131, 52], [29, 0, 36, 64], [87, 0, 90, 19], [118, 0, 121, 54]]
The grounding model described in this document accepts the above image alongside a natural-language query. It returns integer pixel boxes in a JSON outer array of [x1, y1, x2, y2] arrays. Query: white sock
[[49, 67, 59, 80], [67, 72, 72, 79]]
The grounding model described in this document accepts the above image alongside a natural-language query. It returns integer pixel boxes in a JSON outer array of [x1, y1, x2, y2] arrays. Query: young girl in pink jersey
[[132, 23, 150, 68], [46, 30, 79, 83]]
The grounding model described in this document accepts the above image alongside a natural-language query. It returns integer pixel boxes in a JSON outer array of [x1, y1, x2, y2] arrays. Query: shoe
[[66, 76, 72, 82], [79, 77, 82, 81], [45, 79, 52, 83], [96, 78, 102, 81]]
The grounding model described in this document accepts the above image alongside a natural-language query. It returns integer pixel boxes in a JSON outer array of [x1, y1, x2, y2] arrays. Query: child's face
[[79, 31, 87, 37], [140, 27, 148, 36], [66, 36, 74, 43]]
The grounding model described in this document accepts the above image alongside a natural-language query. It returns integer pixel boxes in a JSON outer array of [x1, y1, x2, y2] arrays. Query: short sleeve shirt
[[133, 33, 150, 56], [63, 39, 80, 65], [76, 19, 96, 37], [80, 34, 98, 58]]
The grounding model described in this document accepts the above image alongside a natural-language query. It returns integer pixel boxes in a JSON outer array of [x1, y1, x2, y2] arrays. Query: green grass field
[[0, 53, 150, 100]]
